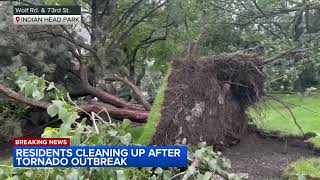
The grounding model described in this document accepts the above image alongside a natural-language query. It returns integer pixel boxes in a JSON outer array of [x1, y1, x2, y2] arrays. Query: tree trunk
[[0, 84, 148, 122]]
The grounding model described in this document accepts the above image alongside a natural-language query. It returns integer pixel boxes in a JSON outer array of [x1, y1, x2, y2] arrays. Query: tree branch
[[262, 46, 320, 65], [0, 84, 50, 109], [77, 63, 144, 111], [118, 0, 169, 42], [106, 77, 151, 111], [113, 0, 145, 29], [0, 83, 148, 122]]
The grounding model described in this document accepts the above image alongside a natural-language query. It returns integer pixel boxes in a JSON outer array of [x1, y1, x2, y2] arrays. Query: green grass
[[307, 137, 320, 149], [284, 158, 320, 179], [136, 64, 171, 145], [251, 91, 320, 136], [252, 91, 320, 179]]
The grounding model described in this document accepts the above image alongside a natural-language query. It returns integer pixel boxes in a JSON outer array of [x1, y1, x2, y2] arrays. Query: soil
[[224, 131, 318, 180], [152, 54, 266, 146]]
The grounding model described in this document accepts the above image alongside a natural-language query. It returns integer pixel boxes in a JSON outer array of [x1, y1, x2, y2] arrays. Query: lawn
[[251, 91, 320, 136], [284, 158, 320, 179], [251, 90, 320, 179]]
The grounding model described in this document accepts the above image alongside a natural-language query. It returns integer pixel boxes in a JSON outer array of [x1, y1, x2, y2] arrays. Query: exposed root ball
[[151, 54, 266, 147]]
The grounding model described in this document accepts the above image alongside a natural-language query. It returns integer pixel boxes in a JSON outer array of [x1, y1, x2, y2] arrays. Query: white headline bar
[[13, 15, 81, 25]]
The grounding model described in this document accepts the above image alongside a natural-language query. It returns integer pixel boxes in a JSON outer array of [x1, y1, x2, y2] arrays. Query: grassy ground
[[284, 158, 320, 179], [252, 91, 320, 136], [251, 90, 320, 179]]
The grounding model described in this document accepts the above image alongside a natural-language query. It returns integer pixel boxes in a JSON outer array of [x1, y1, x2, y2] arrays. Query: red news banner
[[13, 138, 70, 146]]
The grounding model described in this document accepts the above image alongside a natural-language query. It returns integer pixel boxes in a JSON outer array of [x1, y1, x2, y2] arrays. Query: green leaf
[[20, 66, 27, 73], [198, 142, 207, 148], [58, 107, 71, 122], [15, 66, 28, 79], [12, 175, 20, 180], [66, 169, 79, 180], [115, 170, 127, 180], [24, 170, 33, 178], [41, 127, 59, 138], [58, 112, 79, 137], [122, 119, 131, 128], [47, 104, 59, 117], [68, 113, 80, 123], [149, 175, 157, 180], [12, 168, 21, 174], [208, 159, 218, 171], [59, 123, 72, 137], [55, 175, 64, 180], [222, 159, 231, 169], [70, 134, 81, 145], [120, 133, 132, 145], [154, 167, 163, 174], [52, 100, 64, 108], [163, 171, 172, 180], [47, 82, 55, 91], [44, 127, 55, 132], [37, 78, 46, 92], [184, 166, 196, 178], [24, 83, 36, 97], [108, 130, 118, 137], [197, 172, 212, 180], [194, 148, 205, 159], [32, 90, 44, 100], [16, 79, 26, 91]]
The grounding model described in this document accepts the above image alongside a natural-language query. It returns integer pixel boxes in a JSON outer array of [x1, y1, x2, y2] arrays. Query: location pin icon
[[16, 16, 20, 23]]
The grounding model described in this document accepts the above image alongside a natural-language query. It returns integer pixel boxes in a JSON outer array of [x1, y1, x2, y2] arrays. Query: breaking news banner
[[13, 138, 70, 146], [13, 6, 81, 25], [12, 138, 188, 168]]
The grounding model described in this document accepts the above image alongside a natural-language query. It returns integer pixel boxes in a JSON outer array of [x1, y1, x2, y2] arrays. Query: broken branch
[[0, 84, 148, 122]]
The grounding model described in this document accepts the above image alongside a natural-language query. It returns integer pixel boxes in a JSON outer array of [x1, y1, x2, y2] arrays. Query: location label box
[[13, 6, 81, 25]]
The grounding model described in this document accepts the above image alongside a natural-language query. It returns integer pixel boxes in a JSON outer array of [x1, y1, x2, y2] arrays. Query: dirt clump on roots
[[151, 54, 266, 147]]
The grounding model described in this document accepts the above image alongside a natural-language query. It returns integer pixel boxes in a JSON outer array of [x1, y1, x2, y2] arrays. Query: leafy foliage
[[0, 100, 25, 142], [15, 67, 47, 100], [185, 143, 240, 180], [0, 72, 239, 180]]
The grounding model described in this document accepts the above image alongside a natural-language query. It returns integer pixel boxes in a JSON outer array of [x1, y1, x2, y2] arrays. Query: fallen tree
[[150, 53, 267, 147], [0, 49, 312, 143], [0, 84, 148, 122]]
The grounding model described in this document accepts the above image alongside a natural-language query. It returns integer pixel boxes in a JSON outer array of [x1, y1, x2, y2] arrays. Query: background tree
[[0, 0, 180, 122]]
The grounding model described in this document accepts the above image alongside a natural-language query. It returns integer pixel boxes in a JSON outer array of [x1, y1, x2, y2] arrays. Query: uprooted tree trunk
[[150, 47, 314, 146], [151, 54, 267, 147]]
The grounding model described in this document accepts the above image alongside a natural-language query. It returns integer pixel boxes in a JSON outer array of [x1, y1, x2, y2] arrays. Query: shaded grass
[[251, 91, 320, 136], [307, 137, 320, 149], [252, 91, 320, 179], [284, 158, 320, 179], [136, 65, 171, 145]]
